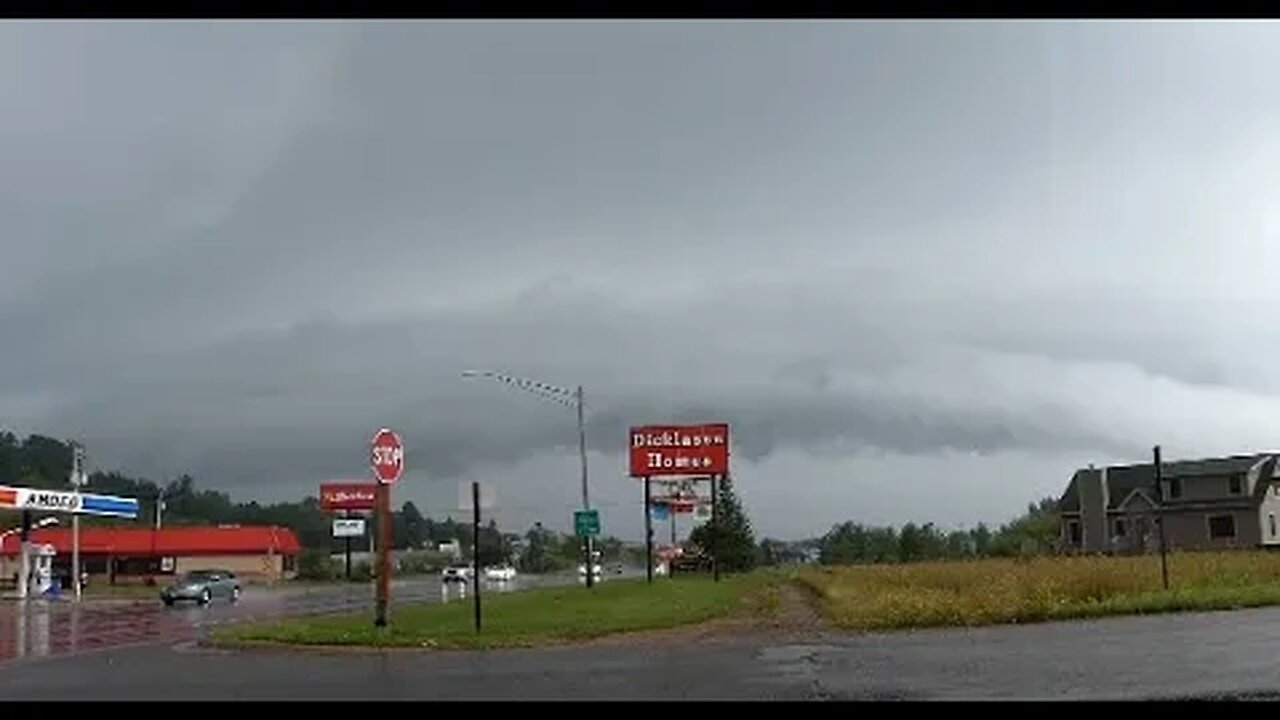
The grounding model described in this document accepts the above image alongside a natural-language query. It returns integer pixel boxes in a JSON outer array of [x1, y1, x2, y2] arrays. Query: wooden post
[[374, 482, 391, 627]]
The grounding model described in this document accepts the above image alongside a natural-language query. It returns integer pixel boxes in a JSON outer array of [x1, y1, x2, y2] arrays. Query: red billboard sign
[[629, 423, 730, 477], [319, 482, 379, 512]]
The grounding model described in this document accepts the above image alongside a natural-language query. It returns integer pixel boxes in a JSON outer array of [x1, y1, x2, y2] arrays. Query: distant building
[[437, 539, 461, 560], [0, 525, 302, 587], [1059, 453, 1280, 554]]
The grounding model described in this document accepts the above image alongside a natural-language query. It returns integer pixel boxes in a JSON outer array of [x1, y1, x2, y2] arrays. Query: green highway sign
[[574, 509, 601, 537]]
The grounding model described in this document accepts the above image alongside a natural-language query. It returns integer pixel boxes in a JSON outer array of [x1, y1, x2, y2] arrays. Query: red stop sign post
[[370, 428, 403, 628]]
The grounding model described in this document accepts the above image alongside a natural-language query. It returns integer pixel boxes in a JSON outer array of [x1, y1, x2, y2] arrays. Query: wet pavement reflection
[[0, 573, 576, 665]]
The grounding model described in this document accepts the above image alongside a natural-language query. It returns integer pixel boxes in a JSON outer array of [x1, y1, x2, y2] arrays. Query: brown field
[[797, 550, 1280, 630]]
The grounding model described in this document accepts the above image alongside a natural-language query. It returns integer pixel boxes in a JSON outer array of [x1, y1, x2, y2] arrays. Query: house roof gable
[[1062, 453, 1279, 512], [1116, 488, 1157, 511]]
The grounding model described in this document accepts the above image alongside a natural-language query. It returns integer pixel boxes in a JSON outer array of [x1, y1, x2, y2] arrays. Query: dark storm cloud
[[3, 21, 1280, 535]]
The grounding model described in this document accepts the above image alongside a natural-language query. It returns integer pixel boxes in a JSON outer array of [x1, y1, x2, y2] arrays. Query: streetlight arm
[[461, 370, 579, 411]]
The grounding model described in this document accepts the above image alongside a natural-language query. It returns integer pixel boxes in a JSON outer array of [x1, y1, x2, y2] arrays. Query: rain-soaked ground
[[0, 572, 579, 664]]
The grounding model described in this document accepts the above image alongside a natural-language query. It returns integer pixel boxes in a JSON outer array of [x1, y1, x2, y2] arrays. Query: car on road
[[441, 564, 473, 583], [161, 569, 240, 606], [578, 563, 604, 578], [483, 564, 517, 582]]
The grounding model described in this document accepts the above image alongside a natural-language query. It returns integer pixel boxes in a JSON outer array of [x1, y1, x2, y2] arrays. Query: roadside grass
[[799, 551, 1280, 631], [211, 572, 787, 650]]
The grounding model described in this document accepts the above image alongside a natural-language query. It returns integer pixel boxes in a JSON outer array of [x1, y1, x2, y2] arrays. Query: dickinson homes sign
[[628, 423, 730, 477]]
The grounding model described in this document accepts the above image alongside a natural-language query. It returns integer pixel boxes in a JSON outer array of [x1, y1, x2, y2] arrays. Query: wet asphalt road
[[0, 573, 572, 666], [9, 582, 1280, 699]]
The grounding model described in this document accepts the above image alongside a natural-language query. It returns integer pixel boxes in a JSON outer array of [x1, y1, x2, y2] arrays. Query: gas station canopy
[[0, 484, 139, 519]]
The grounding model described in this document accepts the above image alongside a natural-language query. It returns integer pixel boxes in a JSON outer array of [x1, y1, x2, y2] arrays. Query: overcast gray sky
[[4, 20, 1280, 540]]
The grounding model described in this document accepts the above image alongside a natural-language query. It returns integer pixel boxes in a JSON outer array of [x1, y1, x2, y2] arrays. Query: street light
[[461, 369, 596, 588]]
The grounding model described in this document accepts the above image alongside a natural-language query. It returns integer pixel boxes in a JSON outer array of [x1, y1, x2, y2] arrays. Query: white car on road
[[484, 564, 517, 582], [441, 564, 473, 583]]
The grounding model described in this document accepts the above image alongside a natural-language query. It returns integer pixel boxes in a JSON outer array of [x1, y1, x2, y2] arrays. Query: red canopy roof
[[0, 525, 302, 557]]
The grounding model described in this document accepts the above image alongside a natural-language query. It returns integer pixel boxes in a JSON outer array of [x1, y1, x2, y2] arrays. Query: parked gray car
[[160, 569, 241, 606]]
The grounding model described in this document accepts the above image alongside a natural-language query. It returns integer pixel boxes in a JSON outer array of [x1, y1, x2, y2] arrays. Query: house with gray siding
[[1058, 453, 1280, 554]]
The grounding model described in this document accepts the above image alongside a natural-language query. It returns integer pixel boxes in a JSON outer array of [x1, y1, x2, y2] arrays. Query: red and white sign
[[319, 482, 379, 512], [629, 423, 730, 477], [370, 428, 404, 485], [654, 498, 698, 514]]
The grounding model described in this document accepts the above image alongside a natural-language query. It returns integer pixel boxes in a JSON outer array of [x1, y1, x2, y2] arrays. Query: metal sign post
[[711, 475, 720, 583], [344, 510, 353, 581], [644, 477, 653, 583], [472, 481, 482, 633]]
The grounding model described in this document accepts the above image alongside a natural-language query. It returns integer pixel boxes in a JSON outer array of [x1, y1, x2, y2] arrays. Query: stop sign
[[370, 428, 404, 485]]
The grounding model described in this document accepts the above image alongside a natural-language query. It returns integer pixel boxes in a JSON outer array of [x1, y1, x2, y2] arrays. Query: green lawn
[[210, 574, 773, 650]]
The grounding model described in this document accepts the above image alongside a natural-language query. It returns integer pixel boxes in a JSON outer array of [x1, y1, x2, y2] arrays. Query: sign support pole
[[374, 482, 391, 628], [644, 476, 653, 583], [711, 475, 720, 583], [71, 443, 84, 602], [472, 481, 482, 633], [344, 510, 352, 581], [17, 510, 31, 600]]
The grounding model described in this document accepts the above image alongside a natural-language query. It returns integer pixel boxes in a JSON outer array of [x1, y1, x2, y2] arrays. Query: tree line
[[1, 431, 1063, 573], [807, 497, 1060, 565], [0, 432, 621, 565]]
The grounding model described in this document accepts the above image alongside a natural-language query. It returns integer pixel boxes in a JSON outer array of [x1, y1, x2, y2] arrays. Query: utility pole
[[576, 385, 594, 589], [70, 442, 85, 602], [1153, 445, 1170, 590], [461, 370, 595, 589]]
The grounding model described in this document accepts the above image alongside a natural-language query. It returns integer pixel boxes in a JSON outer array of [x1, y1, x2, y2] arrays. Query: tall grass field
[[799, 551, 1280, 630]]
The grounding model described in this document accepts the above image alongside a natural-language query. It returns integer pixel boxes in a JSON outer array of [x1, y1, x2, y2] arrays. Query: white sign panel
[[0, 485, 139, 518], [20, 488, 82, 513], [332, 518, 366, 538]]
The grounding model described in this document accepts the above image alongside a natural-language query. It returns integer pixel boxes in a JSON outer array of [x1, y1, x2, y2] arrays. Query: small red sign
[[629, 423, 730, 478], [370, 428, 404, 485], [319, 483, 379, 511]]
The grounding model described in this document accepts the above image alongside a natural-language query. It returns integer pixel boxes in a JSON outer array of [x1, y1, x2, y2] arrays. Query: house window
[[1229, 476, 1242, 495], [1209, 514, 1237, 540], [283, 554, 298, 573], [1169, 478, 1183, 500], [1114, 518, 1127, 537], [1067, 520, 1082, 545], [1270, 514, 1276, 538]]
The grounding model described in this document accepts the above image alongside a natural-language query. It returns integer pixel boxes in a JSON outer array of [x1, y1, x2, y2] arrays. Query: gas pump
[[30, 544, 56, 596]]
